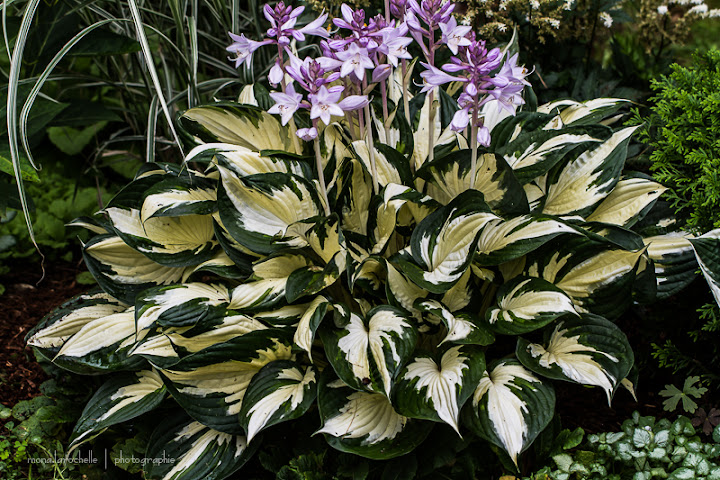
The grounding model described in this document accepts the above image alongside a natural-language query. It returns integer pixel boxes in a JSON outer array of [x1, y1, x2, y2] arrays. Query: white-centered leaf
[[294, 296, 331, 358], [523, 322, 621, 403], [542, 126, 638, 216], [486, 277, 577, 334], [402, 346, 467, 432], [229, 255, 309, 310], [56, 307, 140, 358], [317, 390, 407, 444], [504, 133, 600, 171], [218, 167, 319, 252], [352, 140, 402, 187], [71, 369, 166, 450], [28, 292, 127, 349], [475, 215, 579, 265], [324, 307, 417, 397], [242, 363, 317, 443], [144, 418, 251, 480], [470, 360, 553, 466], [182, 106, 299, 153], [587, 176, 666, 226]]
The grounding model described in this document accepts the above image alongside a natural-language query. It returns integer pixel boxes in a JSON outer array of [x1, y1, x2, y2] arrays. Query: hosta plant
[[26, 2, 720, 478]]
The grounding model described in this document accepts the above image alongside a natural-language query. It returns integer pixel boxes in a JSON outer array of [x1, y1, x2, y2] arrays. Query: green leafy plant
[[524, 412, 720, 480], [633, 48, 720, 234], [24, 3, 720, 477], [660, 376, 709, 414]]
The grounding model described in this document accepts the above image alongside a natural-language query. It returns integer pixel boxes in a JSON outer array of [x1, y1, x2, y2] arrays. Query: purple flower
[[420, 62, 462, 92], [226, 33, 271, 68], [268, 83, 303, 125], [440, 17, 471, 55], [308, 85, 369, 125], [372, 64, 392, 83], [390, 0, 408, 20], [477, 125, 491, 147], [381, 26, 413, 67], [407, 0, 454, 32], [286, 56, 340, 94], [335, 43, 374, 80], [450, 107, 470, 131], [263, 2, 329, 45], [296, 127, 318, 141]]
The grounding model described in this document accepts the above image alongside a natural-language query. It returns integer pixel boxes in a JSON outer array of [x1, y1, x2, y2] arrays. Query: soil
[[0, 259, 88, 407]]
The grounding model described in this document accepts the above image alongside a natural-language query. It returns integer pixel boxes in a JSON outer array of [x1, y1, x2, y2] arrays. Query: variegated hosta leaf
[[497, 126, 608, 184], [160, 329, 294, 434], [199, 142, 308, 178], [316, 373, 432, 459], [370, 183, 439, 255], [179, 103, 300, 154], [83, 234, 194, 304], [489, 112, 553, 149], [643, 232, 697, 299], [70, 369, 166, 450], [417, 150, 528, 215], [464, 359, 555, 466], [586, 174, 666, 227], [217, 168, 320, 255], [350, 140, 412, 188], [104, 205, 217, 268], [136, 282, 231, 329], [239, 361, 317, 443], [294, 295, 331, 358], [486, 276, 577, 335], [385, 262, 429, 318], [538, 98, 629, 128], [475, 215, 580, 266], [27, 291, 127, 351], [141, 176, 217, 219], [130, 314, 269, 368], [394, 345, 485, 433], [402, 190, 498, 293], [229, 254, 309, 311], [527, 237, 644, 319], [542, 126, 639, 217], [320, 306, 417, 397], [415, 299, 494, 346], [516, 314, 634, 403], [144, 414, 255, 480], [689, 229, 720, 308]]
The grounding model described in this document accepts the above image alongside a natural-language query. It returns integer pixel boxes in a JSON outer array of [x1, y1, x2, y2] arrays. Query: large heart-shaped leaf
[[516, 314, 634, 403], [70, 369, 166, 449], [316, 373, 433, 459], [160, 329, 294, 434], [394, 345, 485, 434], [486, 276, 577, 335], [239, 361, 317, 443], [321, 306, 417, 397], [144, 414, 255, 480], [464, 359, 555, 466]]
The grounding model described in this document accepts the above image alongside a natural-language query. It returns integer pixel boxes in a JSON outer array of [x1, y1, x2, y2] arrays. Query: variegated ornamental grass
[[26, 94, 720, 479]]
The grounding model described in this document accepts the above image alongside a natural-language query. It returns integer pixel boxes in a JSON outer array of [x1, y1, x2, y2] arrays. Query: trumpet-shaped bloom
[[268, 83, 303, 125]]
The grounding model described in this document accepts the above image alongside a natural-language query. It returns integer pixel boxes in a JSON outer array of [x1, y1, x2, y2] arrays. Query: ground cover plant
[[19, 0, 720, 479]]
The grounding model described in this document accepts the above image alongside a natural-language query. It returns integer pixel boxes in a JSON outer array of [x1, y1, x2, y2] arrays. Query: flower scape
[[25, 1, 720, 478]]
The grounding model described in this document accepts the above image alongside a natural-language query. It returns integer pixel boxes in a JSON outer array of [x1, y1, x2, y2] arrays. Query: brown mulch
[[0, 260, 88, 407]]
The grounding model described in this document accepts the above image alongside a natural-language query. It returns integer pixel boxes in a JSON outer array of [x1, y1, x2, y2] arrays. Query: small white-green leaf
[[516, 314, 634, 404], [394, 345, 485, 434], [144, 416, 253, 480], [587, 175, 666, 227], [239, 361, 317, 443], [317, 374, 432, 459], [486, 276, 577, 335], [643, 232, 697, 299], [542, 126, 638, 217], [689, 229, 720, 309], [465, 359, 555, 466], [475, 215, 580, 265], [415, 299, 494, 346], [321, 306, 417, 397], [70, 369, 166, 450]]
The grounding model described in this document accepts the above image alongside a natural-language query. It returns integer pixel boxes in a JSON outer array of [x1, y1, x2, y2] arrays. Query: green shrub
[[634, 49, 720, 234]]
